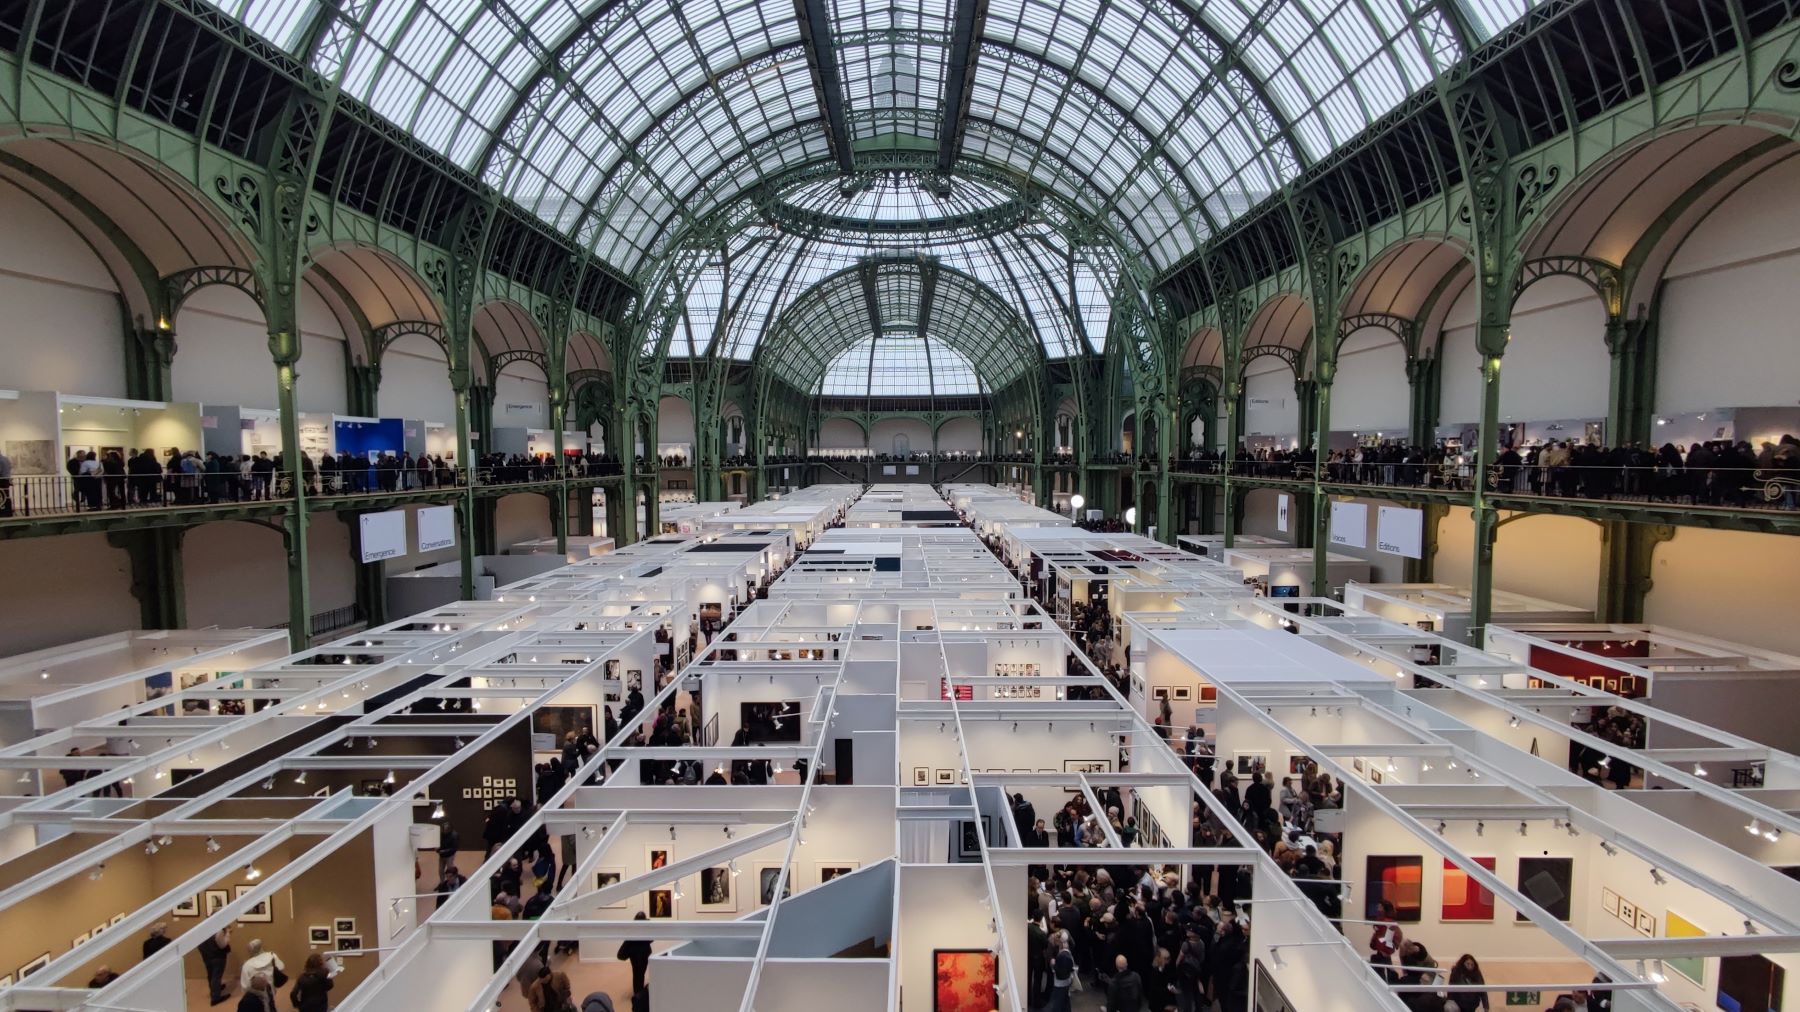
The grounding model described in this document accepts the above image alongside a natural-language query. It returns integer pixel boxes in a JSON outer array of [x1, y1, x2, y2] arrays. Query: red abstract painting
[[934, 948, 997, 1012], [1441, 856, 1497, 920]]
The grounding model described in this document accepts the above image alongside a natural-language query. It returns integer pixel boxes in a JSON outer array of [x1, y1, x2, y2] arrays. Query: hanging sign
[[358, 510, 407, 563], [1328, 501, 1368, 548], [417, 504, 457, 553], [1276, 494, 1290, 533], [1375, 505, 1424, 559]]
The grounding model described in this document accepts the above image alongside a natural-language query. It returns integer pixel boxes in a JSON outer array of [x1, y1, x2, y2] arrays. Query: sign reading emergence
[[358, 510, 407, 563]]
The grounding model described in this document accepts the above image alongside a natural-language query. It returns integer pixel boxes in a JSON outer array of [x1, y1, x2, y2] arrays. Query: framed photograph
[[235, 886, 272, 923], [1370, 768, 1384, 784], [173, 894, 201, 917], [1287, 754, 1310, 775], [817, 862, 859, 885], [1233, 752, 1267, 777], [913, 766, 929, 786], [335, 935, 362, 956], [1665, 911, 1705, 985], [308, 926, 332, 945], [935, 768, 955, 785], [203, 890, 230, 917], [462, 788, 474, 799], [957, 818, 989, 859], [482, 776, 493, 787], [1365, 856, 1424, 922], [1635, 909, 1655, 937], [646, 847, 671, 871], [1171, 686, 1191, 701], [756, 865, 790, 905], [699, 866, 736, 913], [73, 931, 90, 947], [110, 913, 125, 927], [933, 948, 997, 1012], [18, 954, 49, 979], [0, 974, 10, 987], [1441, 857, 1497, 921], [1353, 758, 1365, 773], [594, 869, 627, 909], [1151, 686, 1169, 701], [1062, 759, 1110, 774], [333, 917, 356, 936], [1601, 888, 1619, 917], [1618, 898, 1637, 926], [645, 888, 675, 919], [1516, 857, 1574, 922], [92, 922, 106, 938]]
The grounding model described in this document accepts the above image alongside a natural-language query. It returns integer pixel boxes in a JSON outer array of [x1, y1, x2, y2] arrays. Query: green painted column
[[1596, 521, 1675, 622], [124, 323, 176, 402], [1221, 368, 1244, 548], [1469, 350, 1504, 644], [1309, 377, 1334, 596], [275, 358, 311, 651], [1406, 356, 1442, 447], [345, 362, 381, 418], [109, 527, 186, 630], [453, 385, 477, 598], [550, 387, 569, 555]]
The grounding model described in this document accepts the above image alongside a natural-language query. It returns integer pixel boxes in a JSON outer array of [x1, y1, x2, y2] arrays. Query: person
[[1046, 929, 1076, 1012], [289, 952, 334, 1012], [1175, 926, 1207, 1012], [87, 966, 118, 987], [529, 970, 576, 1012], [142, 922, 172, 959], [580, 992, 616, 1012], [436, 863, 467, 911], [237, 972, 275, 1012], [1449, 953, 1490, 1011], [197, 925, 232, 1005], [0, 445, 12, 517], [436, 823, 460, 877], [617, 912, 653, 996], [1369, 899, 1402, 982], [1107, 953, 1146, 1011], [238, 938, 285, 992]]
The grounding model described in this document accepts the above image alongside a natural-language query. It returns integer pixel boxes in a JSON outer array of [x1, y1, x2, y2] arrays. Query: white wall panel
[[935, 416, 981, 452], [1644, 527, 1800, 655], [1331, 328, 1409, 432], [378, 338, 452, 422], [1498, 275, 1609, 424], [656, 395, 694, 444], [818, 418, 865, 450], [493, 366, 548, 429], [172, 285, 279, 409], [1435, 508, 1601, 611], [1243, 358, 1298, 441], [183, 521, 290, 628], [0, 535, 139, 654], [0, 181, 126, 398]]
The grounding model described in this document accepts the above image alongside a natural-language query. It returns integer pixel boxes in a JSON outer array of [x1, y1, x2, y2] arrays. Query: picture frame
[[308, 926, 332, 945], [935, 768, 955, 785], [1635, 909, 1655, 937], [1516, 857, 1574, 922], [698, 865, 736, 913], [1441, 857, 1497, 921], [932, 948, 997, 1012], [1171, 685, 1191, 701], [1618, 898, 1637, 926], [172, 894, 201, 917], [18, 954, 49, 979], [1353, 757, 1365, 773], [92, 922, 106, 939], [235, 885, 272, 923], [1601, 888, 1619, 917], [203, 890, 230, 917], [109, 913, 124, 927], [1233, 752, 1267, 776], [333, 917, 356, 936], [817, 862, 859, 885], [646, 846, 671, 871], [913, 766, 929, 786], [957, 818, 989, 859], [335, 935, 362, 956], [1151, 686, 1169, 701], [73, 931, 90, 947], [593, 869, 627, 909], [645, 888, 675, 919], [0, 974, 10, 987], [1665, 911, 1705, 985], [755, 865, 790, 905], [1062, 759, 1110, 774], [1364, 856, 1424, 922]]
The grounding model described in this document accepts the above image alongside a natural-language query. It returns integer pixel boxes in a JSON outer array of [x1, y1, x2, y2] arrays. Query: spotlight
[[581, 826, 593, 840], [294, 771, 307, 785], [261, 777, 275, 790], [1436, 821, 1446, 836], [1648, 960, 1668, 984], [729, 860, 741, 877], [158, 835, 173, 846], [431, 801, 445, 819], [1649, 867, 1666, 886], [1693, 764, 1708, 778], [672, 887, 683, 901], [244, 864, 261, 880], [145, 840, 160, 855], [1518, 821, 1528, 837], [89, 864, 105, 881], [1747, 820, 1762, 836], [1475, 821, 1485, 837], [1508, 715, 1520, 728], [1269, 947, 1285, 969], [384, 770, 396, 785], [206, 837, 221, 853], [1600, 841, 1618, 857], [1565, 822, 1580, 838]]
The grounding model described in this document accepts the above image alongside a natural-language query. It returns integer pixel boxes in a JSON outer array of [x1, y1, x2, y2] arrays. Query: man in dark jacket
[[1106, 954, 1145, 1011], [197, 926, 231, 1004], [616, 912, 653, 995]]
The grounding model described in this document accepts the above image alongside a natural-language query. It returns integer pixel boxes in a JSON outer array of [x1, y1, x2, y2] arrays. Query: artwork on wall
[[818, 862, 858, 885], [1717, 954, 1785, 1012], [699, 866, 735, 912], [1062, 759, 1110, 774], [529, 705, 598, 746], [1601, 888, 1619, 917], [1441, 857, 1497, 921], [913, 766, 929, 786], [308, 926, 332, 945], [203, 890, 229, 917], [1514, 856, 1573, 921], [935, 768, 955, 785], [333, 918, 356, 936], [1364, 856, 1424, 922], [1233, 752, 1268, 777], [594, 870, 626, 908], [1287, 754, 1310, 776], [1618, 897, 1637, 928], [18, 953, 49, 979], [646, 847, 671, 871], [933, 948, 998, 1012], [1151, 686, 1170, 701], [235, 886, 272, 923], [1635, 908, 1655, 937], [1171, 686, 1192, 701], [172, 894, 200, 917], [756, 865, 790, 905], [1370, 768, 1384, 784], [645, 888, 675, 919], [1664, 911, 1705, 985], [73, 931, 89, 947], [957, 818, 990, 859], [335, 935, 362, 956]]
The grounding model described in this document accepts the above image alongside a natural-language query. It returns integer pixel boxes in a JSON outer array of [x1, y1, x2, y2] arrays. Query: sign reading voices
[[1375, 505, 1424, 558], [417, 504, 457, 553], [358, 510, 407, 563], [1328, 501, 1368, 548]]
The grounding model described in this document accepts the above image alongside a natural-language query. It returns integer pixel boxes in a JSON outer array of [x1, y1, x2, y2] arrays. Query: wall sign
[[1276, 494, 1290, 533], [1375, 505, 1424, 558], [417, 504, 457, 553], [358, 510, 407, 563], [1328, 501, 1368, 548]]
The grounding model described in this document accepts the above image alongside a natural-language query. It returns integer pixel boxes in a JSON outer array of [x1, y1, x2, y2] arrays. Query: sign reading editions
[[417, 504, 457, 553], [358, 510, 407, 563], [1328, 501, 1368, 548], [1375, 505, 1424, 558]]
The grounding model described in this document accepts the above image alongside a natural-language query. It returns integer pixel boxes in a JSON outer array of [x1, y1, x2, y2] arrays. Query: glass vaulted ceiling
[[210, 0, 1539, 280]]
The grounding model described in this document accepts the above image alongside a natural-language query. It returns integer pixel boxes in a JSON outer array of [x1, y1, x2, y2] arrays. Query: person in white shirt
[[238, 938, 284, 992]]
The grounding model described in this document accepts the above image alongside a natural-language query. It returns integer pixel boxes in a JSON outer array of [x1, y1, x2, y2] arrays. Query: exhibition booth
[[1221, 546, 1372, 597], [1177, 532, 1286, 558], [658, 500, 741, 535], [773, 528, 1021, 601], [507, 535, 615, 560], [1343, 582, 1593, 642]]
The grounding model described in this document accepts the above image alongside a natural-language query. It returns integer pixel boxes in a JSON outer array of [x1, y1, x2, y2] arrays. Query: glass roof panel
[[203, 0, 321, 48]]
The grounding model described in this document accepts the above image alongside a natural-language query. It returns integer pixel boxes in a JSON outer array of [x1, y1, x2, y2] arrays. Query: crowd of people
[[1168, 435, 1800, 507]]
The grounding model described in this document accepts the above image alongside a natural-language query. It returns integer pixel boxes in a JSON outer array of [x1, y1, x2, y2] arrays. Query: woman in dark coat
[[290, 952, 333, 1012]]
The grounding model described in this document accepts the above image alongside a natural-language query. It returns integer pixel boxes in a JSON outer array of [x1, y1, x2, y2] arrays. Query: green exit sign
[[1505, 992, 1542, 1006]]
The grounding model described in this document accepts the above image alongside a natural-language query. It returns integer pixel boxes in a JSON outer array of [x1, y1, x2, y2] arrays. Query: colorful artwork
[[1441, 857, 1497, 921], [1365, 856, 1424, 922], [1515, 856, 1573, 921], [1665, 910, 1704, 985], [933, 949, 997, 1012]]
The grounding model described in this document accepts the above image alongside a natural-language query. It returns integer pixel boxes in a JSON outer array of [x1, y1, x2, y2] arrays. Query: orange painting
[[1442, 857, 1497, 920], [934, 948, 997, 1012]]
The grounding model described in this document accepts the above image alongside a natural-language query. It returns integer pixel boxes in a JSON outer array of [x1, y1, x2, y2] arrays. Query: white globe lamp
[[1125, 506, 1137, 527]]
